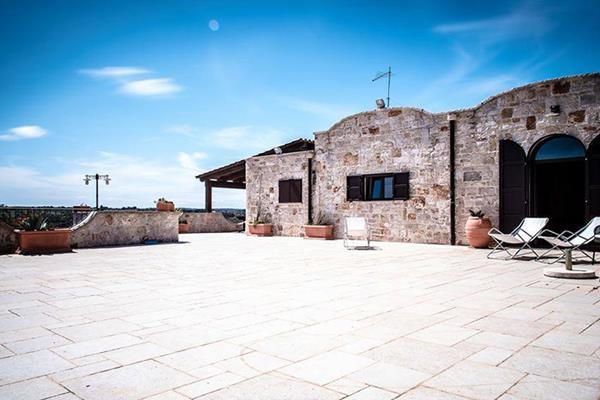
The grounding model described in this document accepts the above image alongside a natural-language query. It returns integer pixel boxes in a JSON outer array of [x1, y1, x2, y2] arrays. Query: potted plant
[[179, 219, 190, 234], [304, 212, 334, 240], [248, 214, 273, 236], [17, 215, 71, 254], [156, 197, 175, 211], [465, 209, 492, 248]]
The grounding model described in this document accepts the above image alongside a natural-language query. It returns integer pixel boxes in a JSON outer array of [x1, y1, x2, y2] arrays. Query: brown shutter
[[393, 173, 409, 199], [347, 176, 363, 201], [278, 181, 290, 203], [499, 140, 528, 232], [290, 179, 302, 202]]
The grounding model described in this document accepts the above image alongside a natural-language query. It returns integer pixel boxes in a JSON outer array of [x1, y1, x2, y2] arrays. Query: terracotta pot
[[248, 223, 273, 236], [304, 225, 334, 240], [18, 230, 71, 254], [465, 217, 492, 248], [156, 201, 174, 212], [179, 223, 190, 234]]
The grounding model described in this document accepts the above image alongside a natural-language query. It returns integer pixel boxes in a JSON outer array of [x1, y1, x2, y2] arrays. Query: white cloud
[[178, 152, 207, 171], [280, 97, 353, 121], [121, 78, 182, 96], [79, 66, 150, 78], [0, 125, 48, 141], [165, 124, 196, 137], [210, 126, 286, 151], [0, 151, 244, 208], [433, 6, 551, 44]]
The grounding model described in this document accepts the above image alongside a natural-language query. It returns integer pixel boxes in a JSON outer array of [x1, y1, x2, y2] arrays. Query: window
[[347, 173, 409, 201], [279, 179, 302, 203]]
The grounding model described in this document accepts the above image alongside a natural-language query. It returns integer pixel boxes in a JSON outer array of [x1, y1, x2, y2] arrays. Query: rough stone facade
[[180, 212, 240, 233], [71, 211, 179, 248], [0, 220, 17, 254], [246, 152, 311, 236], [244, 73, 600, 244], [314, 108, 450, 243]]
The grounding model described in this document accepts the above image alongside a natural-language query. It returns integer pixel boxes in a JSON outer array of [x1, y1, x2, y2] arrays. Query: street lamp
[[84, 174, 111, 210]]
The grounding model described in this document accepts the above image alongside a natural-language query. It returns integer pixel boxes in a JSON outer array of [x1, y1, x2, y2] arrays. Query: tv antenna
[[372, 66, 392, 107]]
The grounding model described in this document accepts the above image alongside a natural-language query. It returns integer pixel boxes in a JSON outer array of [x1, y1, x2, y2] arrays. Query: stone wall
[[314, 108, 451, 243], [454, 73, 600, 243], [180, 212, 240, 233], [0, 220, 17, 254], [71, 211, 179, 248], [246, 151, 312, 236], [242, 73, 600, 245]]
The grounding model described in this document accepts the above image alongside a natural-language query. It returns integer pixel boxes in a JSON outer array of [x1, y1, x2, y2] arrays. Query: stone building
[[198, 73, 600, 245]]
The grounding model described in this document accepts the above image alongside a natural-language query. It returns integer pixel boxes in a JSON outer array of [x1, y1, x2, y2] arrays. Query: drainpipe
[[448, 113, 457, 245], [307, 157, 313, 224]]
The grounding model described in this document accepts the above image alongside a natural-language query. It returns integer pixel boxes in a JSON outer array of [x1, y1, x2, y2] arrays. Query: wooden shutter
[[290, 179, 302, 202], [588, 136, 600, 217], [278, 181, 290, 203], [499, 140, 528, 232], [347, 176, 363, 201], [393, 172, 409, 200]]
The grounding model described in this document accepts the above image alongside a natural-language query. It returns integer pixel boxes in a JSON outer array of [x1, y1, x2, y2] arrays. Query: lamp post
[[84, 174, 111, 210]]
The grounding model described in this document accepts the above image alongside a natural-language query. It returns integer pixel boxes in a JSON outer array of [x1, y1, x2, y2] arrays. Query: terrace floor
[[0, 233, 599, 400]]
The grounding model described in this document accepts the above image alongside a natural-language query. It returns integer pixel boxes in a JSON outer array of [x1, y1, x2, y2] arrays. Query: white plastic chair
[[537, 217, 600, 264], [487, 217, 549, 260], [343, 217, 371, 250]]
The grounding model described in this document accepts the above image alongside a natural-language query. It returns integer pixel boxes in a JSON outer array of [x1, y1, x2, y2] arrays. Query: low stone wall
[[180, 212, 240, 233], [0, 221, 17, 254], [71, 211, 179, 248]]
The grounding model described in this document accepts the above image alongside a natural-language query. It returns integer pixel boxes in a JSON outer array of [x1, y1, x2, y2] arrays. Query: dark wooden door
[[499, 140, 528, 232], [588, 136, 600, 218]]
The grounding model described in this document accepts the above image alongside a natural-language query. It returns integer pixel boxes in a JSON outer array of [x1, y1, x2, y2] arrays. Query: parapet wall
[[71, 211, 179, 248], [0, 221, 17, 254], [180, 212, 240, 233]]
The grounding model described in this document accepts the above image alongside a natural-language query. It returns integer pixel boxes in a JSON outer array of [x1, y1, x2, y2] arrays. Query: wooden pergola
[[196, 139, 314, 212]]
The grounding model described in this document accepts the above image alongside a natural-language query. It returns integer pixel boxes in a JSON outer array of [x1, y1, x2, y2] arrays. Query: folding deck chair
[[343, 217, 371, 250], [487, 217, 549, 260], [537, 217, 600, 264]]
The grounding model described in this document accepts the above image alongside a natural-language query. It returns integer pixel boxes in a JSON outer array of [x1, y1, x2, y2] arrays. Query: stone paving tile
[[4, 334, 72, 354], [278, 350, 376, 385], [156, 341, 249, 372], [145, 391, 191, 400], [530, 330, 600, 356], [52, 334, 142, 359], [363, 337, 474, 375], [0, 234, 599, 399], [406, 323, 479, 346], [344, 386, 398, 400], [196, 373, 343, 400], [213, 351, 291, 378], [51, 318, 141, 341], [501, 346, 600, 381], [324, 377, 367, 395], [425, 360, 526, 400], [0, 349, 74, 385], [63, 360, 196, 400], [398, 387, 471, 399], [350, 361, 431, 394], [0, 376, 67, 400], [102, 342, 170, 365], [175, 372, 245, 398], [50, 359, 120, 382], [505, 374, 600, 400]]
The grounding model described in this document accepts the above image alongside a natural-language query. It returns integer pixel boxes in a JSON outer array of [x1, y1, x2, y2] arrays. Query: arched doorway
[[530, 135, 586, 233]]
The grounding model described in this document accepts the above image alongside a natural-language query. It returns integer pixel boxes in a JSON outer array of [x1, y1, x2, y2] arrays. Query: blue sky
[[0, 0, 598, 208]]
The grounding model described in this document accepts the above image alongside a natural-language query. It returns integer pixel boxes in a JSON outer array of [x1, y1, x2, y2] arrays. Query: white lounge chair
[[537, 217, 600, 264], [487, 217, 549, 260], [343, 217, 371, 250]]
